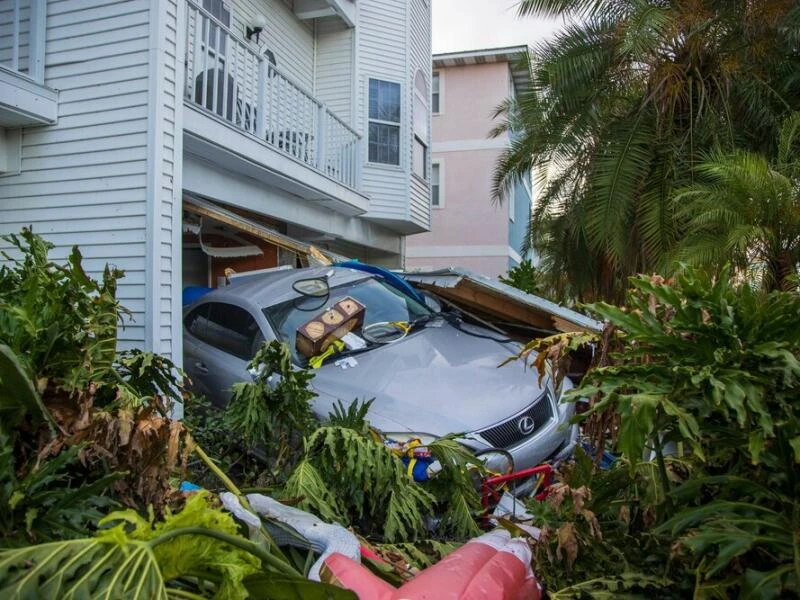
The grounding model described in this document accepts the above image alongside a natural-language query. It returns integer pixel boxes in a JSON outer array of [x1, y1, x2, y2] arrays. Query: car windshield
[[264, 276, 431, 366]]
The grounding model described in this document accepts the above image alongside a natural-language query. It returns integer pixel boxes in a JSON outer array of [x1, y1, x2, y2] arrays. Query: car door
[[184, 301, 264, 407]]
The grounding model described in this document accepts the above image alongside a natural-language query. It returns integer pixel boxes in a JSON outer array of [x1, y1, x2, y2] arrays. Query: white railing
[[0, 0, 46, 83], [184, 1, 361, 189]]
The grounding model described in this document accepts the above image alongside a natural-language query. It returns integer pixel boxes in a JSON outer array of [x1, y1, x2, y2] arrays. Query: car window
[[191, 302, 262, 361], [184, 304, 210, 339], [264, 277, 430, 365]]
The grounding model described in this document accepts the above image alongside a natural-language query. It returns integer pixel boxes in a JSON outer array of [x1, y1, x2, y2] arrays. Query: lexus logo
[[517, 416, 536, 435]]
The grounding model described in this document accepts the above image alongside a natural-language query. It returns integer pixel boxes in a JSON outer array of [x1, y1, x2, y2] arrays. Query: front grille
[[478, 392, 554, 448]]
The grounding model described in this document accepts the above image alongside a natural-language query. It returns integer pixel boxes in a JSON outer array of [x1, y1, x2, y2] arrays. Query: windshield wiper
[[408, 313, 440, 331]]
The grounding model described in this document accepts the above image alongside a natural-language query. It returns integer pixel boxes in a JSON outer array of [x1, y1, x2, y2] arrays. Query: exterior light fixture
[[246, 14, 267, 43]]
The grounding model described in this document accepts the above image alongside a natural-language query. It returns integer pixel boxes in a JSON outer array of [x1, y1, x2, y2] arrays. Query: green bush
[[532, 266, 800, 597]]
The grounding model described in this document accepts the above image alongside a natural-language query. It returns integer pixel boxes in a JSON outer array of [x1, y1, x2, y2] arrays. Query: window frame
[[412, 70, 430, 180], [367, 77, 402, 167], [431, 159, 444, 209], [200, 0, 231, 60], [431, 71, 442, 115], [186, 301, 263, 361]]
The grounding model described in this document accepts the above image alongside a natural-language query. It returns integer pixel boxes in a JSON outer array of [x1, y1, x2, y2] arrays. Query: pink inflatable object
[[322, 529, 540, 600]]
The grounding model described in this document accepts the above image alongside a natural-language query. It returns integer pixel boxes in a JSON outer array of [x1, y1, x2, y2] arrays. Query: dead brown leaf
[[556, 522, 579, 570]]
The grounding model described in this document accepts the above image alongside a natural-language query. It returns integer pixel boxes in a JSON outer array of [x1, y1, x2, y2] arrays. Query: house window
[[432, 72, 440, 114], [431, 162, 442, 208], [202, 0, 230, 56], [509, 185, 516, 222], [412, 70, 429, 179], [368, 78, 401, 165]]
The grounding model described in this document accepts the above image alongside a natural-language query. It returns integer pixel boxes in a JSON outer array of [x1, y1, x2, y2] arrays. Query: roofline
[[432, 45, 530, 67]]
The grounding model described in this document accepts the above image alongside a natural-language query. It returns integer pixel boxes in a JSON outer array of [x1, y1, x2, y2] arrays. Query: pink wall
[[405, 59, 513, 279], [433, 62, 510, 142]]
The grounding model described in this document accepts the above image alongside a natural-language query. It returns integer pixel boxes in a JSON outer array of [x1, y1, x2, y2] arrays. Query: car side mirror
[[421, 291, 442, 313]]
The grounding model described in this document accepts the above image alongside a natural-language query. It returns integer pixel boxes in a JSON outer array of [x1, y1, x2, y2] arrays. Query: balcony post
[[256, 58, 267, 138], [316, 104, 327, 173], [29, 0, 46, 83]]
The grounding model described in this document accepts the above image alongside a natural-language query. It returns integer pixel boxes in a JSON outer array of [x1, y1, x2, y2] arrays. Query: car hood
[[310, 320, 546, 436]]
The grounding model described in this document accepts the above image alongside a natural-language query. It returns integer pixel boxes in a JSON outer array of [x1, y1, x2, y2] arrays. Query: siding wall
[[406, 0, 431, 230], [148, 0, 184, 359], [229, 0, 314, 89], [0, 0, 182, 359], [0, 0, 30, 74], [356, 0, 407, 220], [0, 0, 151, 348], [314, 17, 353, 123]]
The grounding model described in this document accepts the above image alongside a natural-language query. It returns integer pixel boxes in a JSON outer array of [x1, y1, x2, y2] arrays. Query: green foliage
[[494, 0, 800, 301], [374, 539, 461, 570], [574, 267, 800, 474], [499, 259, 573, 306], [0, 228, 126, 390], [0, 342, 54, 435], [327, 398, 374, 435], [0, 492, 353, 599], [225, 341, 316, 467], [296, 424, 435, 542], [675, 113, 800, 291], [500, 259, 545, 295], [0, 441, 121, 545], [114, 349, 189, 411], [282, 460, 345, 524], [281, 401, 486, 542], [553, 266, 800, 596]]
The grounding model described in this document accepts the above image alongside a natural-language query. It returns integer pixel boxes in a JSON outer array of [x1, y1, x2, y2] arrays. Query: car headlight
[[475, 449, 514, 475]]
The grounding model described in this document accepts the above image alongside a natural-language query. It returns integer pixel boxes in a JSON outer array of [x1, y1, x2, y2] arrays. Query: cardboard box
[[296, 297, 365, 357]]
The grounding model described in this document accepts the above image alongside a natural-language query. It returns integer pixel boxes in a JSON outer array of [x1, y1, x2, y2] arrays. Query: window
[[202, 0, 230, 56], [368, 79, 401, 165], [412, 70, 429, 179], [187, 302, 263, 361], [508, 185, 516, 222], [432, 72, 440, 114], [431, 162, 442, 208]]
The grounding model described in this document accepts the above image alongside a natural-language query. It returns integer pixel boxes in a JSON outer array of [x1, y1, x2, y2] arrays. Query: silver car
[[183, 265, 578, 473]]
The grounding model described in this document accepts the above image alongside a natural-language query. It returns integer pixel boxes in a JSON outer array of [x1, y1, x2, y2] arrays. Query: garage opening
[[182, 195, 347, 296]]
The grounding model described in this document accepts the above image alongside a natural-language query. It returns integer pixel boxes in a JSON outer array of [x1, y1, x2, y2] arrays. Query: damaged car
[[183, 263, 589, 474]]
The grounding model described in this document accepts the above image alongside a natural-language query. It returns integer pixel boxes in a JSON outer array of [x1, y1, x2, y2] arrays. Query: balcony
[[183, 1, 365, 214], [294, 0, 356, 28], [0, 0, 57, 127]]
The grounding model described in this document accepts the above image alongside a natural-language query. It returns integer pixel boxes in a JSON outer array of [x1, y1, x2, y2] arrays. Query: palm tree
[[675, 114, 800, 291], [493, 0, 800, 302]]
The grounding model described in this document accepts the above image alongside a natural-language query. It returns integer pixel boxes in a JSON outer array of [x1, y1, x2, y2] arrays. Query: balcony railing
[[184, 1, 360, 190], [0, 0, 46, 83]]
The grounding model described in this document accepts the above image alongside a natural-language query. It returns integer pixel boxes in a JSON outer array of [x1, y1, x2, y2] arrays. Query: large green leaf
[[242, 573, 356, 600], [0, 537, 167, 599], [0, 343, 55, 431]]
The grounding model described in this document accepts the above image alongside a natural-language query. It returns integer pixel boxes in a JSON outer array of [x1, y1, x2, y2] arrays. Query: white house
[[0, 0, 432, 364]]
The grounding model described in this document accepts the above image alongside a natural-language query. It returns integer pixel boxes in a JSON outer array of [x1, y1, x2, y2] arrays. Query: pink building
[[405, 46, 532, 279]]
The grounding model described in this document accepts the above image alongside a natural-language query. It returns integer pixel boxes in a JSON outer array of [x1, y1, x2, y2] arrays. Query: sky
[[432, 0, 564, 54]]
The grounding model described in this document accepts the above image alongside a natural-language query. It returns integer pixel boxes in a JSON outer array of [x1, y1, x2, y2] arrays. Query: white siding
[[0, 0, 150, 347], [314, 17, 353, 123], [229, 0, 314, 89], [146, 0, 183, 359], [0, 0, 183, 359], [357, 0, 408, 220], [0, 0, 30, 74], [407, 0, 431, 230]]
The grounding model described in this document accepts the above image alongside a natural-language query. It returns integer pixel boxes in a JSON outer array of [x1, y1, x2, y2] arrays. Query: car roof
[[197, 265, 370, 309]]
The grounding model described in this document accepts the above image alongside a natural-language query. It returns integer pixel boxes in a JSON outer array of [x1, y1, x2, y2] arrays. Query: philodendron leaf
[[0, 343, 55, 431], [242, 573, 357, 600], [0, 536, 167, 599]]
